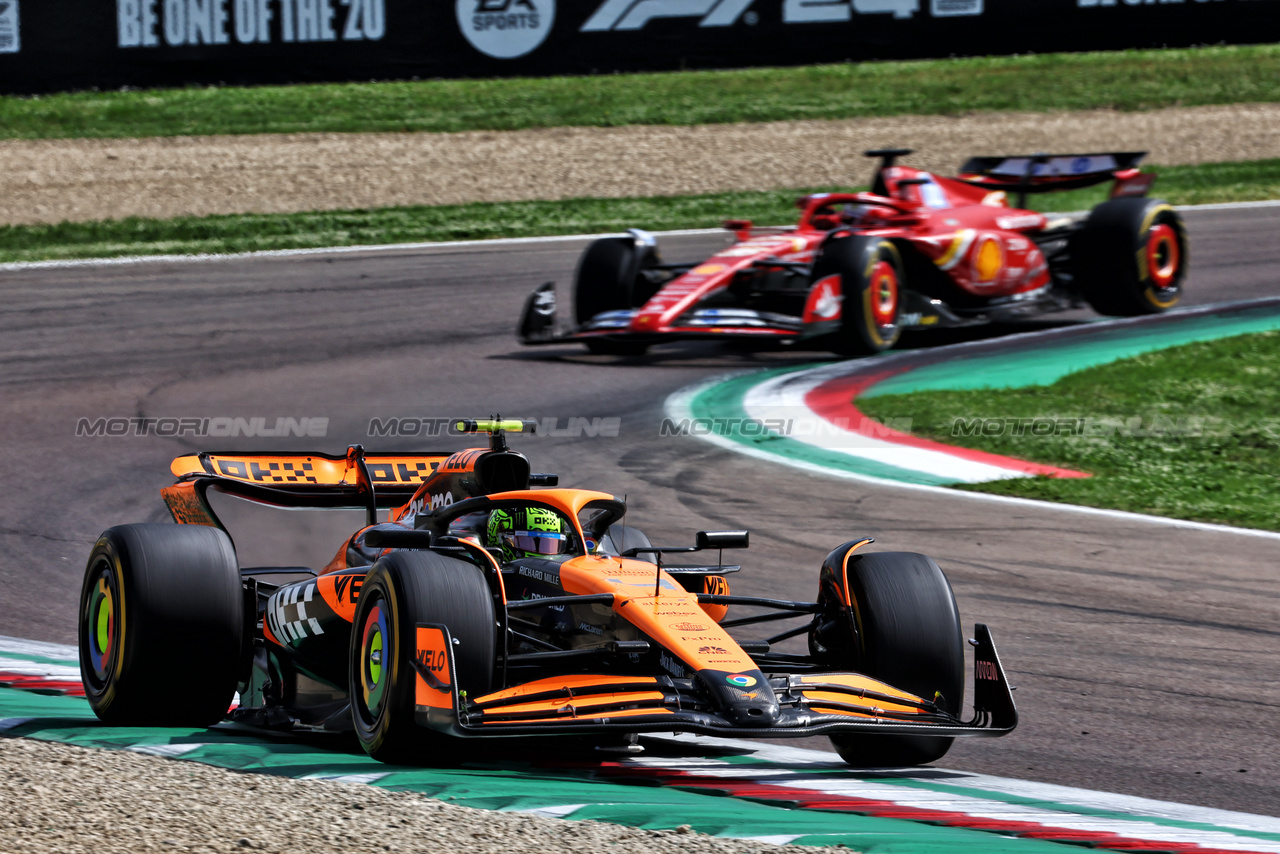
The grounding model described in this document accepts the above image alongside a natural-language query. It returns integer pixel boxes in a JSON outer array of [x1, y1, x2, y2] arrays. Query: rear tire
[[1070, 197, 1188, 316], [814, 549, 964, 767], [79, 524, 244, 727], [812, 236, 904, 356], [349, 550, 496, 764]]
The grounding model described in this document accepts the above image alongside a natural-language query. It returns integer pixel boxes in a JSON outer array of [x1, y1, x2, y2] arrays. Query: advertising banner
[[0, 0, 1277, 95]]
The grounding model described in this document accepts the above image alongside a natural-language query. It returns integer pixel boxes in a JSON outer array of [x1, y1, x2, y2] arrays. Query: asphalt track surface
[[1, 205, 1278, 816]]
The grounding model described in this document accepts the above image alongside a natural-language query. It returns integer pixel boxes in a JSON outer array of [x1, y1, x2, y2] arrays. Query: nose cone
[[704, 670, 781, 726]]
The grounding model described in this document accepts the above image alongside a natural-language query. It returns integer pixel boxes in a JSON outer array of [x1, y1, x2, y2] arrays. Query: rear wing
[[957, 152, 1149, 196], [163, 447, 450, 530]]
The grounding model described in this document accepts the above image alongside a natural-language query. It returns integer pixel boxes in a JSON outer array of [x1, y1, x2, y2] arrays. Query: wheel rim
[[869, 260, 899, 327], [1146, 224, 1181, 290], [83, 559, 118, 688], [358, 600, 390, 720]]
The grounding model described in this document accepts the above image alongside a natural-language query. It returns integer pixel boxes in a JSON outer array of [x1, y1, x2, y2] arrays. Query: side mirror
[[696, 530, 749, 550]]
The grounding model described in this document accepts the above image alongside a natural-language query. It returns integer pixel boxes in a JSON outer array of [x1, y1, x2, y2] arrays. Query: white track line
[[0, 229, 726, 272], [0, 637, 78, 661], [0, 657, 79, 680], [0, 198, 1273, 272], [649, 736, 1280, 836]]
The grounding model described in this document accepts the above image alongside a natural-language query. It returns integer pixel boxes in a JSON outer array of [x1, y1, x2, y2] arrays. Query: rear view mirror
[[696, 530, 749, 550]]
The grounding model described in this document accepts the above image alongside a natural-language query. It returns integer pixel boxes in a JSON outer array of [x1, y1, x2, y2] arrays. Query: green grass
[[0, 188, 842, 262], [3, 158, 1278, 264], [3, 44, 1280, 140], [857, 332, 1280, 531]]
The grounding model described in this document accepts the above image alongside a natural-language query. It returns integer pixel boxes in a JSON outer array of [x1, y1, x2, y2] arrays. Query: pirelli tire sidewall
[[816, 235, 905, 356], [1070, 196, 1189, 317], [78, 523, 243, 727], [349, 550, 496, 763]]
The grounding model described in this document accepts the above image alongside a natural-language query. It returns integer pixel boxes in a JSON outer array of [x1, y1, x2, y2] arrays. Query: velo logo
[[457, 0, 554, 58]]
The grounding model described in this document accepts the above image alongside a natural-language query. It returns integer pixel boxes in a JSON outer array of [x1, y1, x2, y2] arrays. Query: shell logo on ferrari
[[973, 234, 1004, 283], [692, 263, 727, 275]]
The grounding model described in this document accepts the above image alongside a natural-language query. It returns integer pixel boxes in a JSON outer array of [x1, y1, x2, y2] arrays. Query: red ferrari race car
[[78, 420, 1016, 766], [518, 149, 1188, 356]]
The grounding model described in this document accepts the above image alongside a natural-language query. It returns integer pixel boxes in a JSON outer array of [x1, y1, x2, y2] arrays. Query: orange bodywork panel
[[414, 626, 454, 710], [472, 674, 660, 706], [800, 691, 924, 717], [160, 481, 220, 527], [808, 706, 882, 718], [315, 572, 364, 621], [481, 707, 675, 724], [697, 575, 731, 622], [795, 672, 926, 703], [556, 554, 756, 675], [835, 538, 875, 605], [794, 673, 933, 718], [479, 691, 667, 717]]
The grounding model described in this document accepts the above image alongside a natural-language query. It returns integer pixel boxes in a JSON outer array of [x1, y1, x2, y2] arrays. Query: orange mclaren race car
[[518, 149, 1187, 356], [79, 420, 1016, 766]]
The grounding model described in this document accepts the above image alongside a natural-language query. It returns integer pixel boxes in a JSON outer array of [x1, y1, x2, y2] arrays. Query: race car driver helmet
[[486, 506, 572, 563]]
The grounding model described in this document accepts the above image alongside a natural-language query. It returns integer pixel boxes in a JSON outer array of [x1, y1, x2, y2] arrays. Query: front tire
[[812, 549, 964, 767], [79, 524, 244, 727], [1070, 197, 1188, 316], [349, 550, 496, 764], [812, 236, 904, 356], [574, 237, 662, 356]]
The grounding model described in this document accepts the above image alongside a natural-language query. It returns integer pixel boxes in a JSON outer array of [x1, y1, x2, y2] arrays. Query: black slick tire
[[349, 550, 495, 764], [819, 550, 964, 767], [1070, 197, 1188, 317], [573, 237, 656, 356], [79, 523, 244, 727]]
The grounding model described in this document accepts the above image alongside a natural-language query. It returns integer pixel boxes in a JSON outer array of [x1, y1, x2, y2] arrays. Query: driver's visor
[[502, 531, 569, 555]]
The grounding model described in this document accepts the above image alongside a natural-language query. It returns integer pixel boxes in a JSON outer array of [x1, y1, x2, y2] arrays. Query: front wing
[[516, 282, 976, 348], [412, 623, 1017, 740]]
